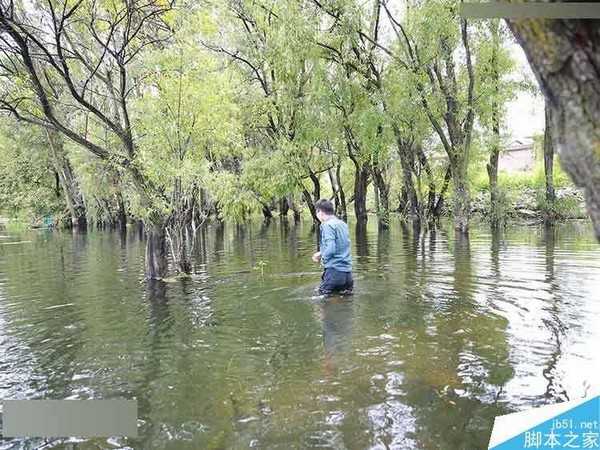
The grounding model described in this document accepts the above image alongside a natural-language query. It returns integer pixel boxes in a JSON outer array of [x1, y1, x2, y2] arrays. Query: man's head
[[315, 199, 335, 222]]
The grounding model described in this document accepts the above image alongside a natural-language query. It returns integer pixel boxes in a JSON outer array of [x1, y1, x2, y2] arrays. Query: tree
[[0, 119, 65, 222], [543, 100, 556, 209], [394, 0, 477, 233], [45, 129, 88, 228], [133, 13, 241, 273], [507, 17, 600, 239], [0, 0, 203, 278], [476, 19, 518, 227], [207, 0, 331, 225]]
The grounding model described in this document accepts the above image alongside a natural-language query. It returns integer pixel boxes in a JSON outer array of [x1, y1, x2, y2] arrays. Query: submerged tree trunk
[[353, 162, 369, 224], [394, 131, 419, 219], [433, 165, 452, 219], [164, 178, 195, 276], [288, 195, 301, 223], [544, 101, 556, 206], [373, 179, 380, 215], [372, 166, 390, 229], [116, 191, 127, 231], [46, 129, 87, 230], [507, 19, 600, 239], [279, 197, 289, 217], [261, 203, 273, 220], [328, 168, 341, 216], [166, 223, 192, 275], [415, 144, 438, 223], [336, 164, 348, 221], [145, 223, 168, 280], [452, 166, 470, 234]]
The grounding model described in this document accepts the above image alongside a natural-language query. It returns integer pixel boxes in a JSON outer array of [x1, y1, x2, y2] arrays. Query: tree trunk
[[308, 169, 321, 202], [46, 129, 87, 230], [372, 166, 390, 229], [353, 162, 369, 224], [261, 203, 273, 220], [373, 178, 380, 214], [328, 168, 341, 216], [116, 191, 127, 231], [393, 131, 419, 219], [544, 101, 556, 206], [145, 223, 168, 280], [287, 195, 301, 223], [279, 197, 289, 217], [452, 166, 470, 234], [507, 19, 600, 240], [336, 164, 348, 221], [164, 178, 194, 275], [432, 165, 452, 219], [487, 24, 501, 228], [54, 171, 60, 198], [302, 188, 319, 224], [487, 126, 501, 227]]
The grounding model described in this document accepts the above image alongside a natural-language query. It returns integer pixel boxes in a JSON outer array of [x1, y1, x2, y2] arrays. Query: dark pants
[[318, 268, 354, 295]]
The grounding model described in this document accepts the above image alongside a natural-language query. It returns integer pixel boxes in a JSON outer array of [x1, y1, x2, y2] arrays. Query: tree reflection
[[541, 223, 569, 402], [355, 221, 369, 262]]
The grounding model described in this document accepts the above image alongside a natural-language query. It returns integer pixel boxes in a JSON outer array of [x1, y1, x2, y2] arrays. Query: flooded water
[[0, 219, 599, 450]]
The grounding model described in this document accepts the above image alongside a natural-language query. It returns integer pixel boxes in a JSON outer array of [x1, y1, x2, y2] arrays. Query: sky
[[503, 43, 545, 143]]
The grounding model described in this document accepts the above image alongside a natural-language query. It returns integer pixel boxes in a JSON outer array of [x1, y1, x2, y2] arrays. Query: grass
[[471, 161, 572, 194], [3, 218, 29, 233], [467, 161, 586, 222]]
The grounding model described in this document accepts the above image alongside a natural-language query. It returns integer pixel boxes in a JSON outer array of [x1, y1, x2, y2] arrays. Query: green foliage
[[130, 17, 242, 220], [0, 0, 585, 231], [0, 120, 65, 223], [536, 192, 584, 220], [253, 260, 268, 278], [207, 171, 259, 222], [471, 161, 573, 193]]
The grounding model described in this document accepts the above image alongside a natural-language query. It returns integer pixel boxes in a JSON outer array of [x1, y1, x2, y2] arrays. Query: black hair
[[315, 199, 335, 215]]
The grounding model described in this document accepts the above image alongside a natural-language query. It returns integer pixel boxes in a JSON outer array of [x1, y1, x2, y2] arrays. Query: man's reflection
[[318, 296, 354, 376]]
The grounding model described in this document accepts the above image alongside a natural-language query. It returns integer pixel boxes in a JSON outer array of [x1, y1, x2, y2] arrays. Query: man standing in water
[[312, 199, 353, 295]]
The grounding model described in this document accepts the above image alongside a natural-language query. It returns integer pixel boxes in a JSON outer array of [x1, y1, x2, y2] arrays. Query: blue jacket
[[320, 217, 352, 272]]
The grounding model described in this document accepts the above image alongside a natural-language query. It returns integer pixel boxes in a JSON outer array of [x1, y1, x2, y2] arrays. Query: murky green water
[[0, 219, 599, 450]]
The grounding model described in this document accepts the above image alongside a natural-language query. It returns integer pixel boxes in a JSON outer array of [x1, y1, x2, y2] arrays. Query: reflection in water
[[355, 221, 369, 260], [0, 220, 599, 449], [541, 224, 569, 403], [318, 296, 354, 377]]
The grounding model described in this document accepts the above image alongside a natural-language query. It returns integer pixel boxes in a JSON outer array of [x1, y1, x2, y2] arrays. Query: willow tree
[[133, 12, 241, 273], [207, 0, 332, 224], [312, 0, 397, 227], [0, 0, 180, 278], [389, 0, 477, 233], [322, 59, 378, 225], [475, 19, 518, 227], [0, 32, 88, 227], [0, 0, 239, 278], [0, 119, 65, 221], [507, 17, 600, 239], [313, 0, 463, 228]]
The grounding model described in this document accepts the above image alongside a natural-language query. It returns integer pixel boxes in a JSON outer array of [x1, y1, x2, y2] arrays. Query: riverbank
[[469, 186, 587, 223], [1, 185, 590, 233]]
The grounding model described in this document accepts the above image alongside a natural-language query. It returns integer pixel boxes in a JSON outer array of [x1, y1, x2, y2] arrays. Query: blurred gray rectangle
[[460, 2, 600, 19], [2, 400, 137, 437]]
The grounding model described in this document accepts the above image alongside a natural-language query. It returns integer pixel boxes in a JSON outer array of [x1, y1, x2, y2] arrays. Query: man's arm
[[320, 224, 336, 264]]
